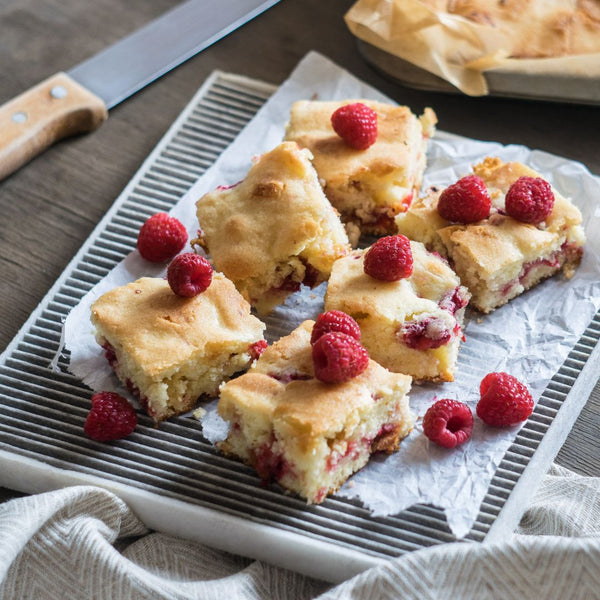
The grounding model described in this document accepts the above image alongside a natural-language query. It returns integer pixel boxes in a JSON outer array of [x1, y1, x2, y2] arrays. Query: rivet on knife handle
[[0, 72, 108, 180]]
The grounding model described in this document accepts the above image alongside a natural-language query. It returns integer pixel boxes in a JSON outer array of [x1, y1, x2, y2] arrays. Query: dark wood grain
[[1, 0, 599, 488]]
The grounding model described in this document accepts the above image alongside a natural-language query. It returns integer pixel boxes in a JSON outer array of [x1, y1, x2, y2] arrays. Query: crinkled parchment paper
[[345, 0, 600, 96], [65, 52, 600, 538]]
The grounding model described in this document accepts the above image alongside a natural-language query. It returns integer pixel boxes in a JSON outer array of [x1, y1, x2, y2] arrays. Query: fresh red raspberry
[[422, 398, 473, 448], [504, 176, 555, 224], [84, 392, 138, 442], [437, 175, 491, 223], [477, 372, 534, 427], [167, 252, 213, 297], [331, 102, 378, 150], [311, 310, 361, 345], [312, 332, 369, 383], [137, 212, 188, 262], [363, 235, 413, 281]]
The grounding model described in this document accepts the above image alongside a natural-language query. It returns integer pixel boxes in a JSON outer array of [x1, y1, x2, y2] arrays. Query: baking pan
[[358, 40, 600, 105]]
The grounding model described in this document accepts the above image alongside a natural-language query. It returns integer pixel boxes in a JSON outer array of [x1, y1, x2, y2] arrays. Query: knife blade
[[0, 0, 280, 180]]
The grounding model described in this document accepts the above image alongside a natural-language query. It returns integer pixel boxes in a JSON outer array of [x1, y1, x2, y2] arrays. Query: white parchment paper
[[64, 52, 600, 538]]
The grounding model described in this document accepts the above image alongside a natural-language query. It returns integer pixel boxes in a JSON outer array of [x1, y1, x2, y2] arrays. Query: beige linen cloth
[[0, 465, 599, 599]]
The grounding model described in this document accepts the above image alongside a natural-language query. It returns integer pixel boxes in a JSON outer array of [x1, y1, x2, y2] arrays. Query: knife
[[0, 0, 280, 180]]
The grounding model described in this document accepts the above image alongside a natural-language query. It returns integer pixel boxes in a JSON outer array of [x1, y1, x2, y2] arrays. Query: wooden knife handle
[[0, 72, 108, 180]]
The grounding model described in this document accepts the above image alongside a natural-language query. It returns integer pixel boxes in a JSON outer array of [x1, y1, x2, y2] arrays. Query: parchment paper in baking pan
[[345, 0, 600, 99], [65, 52, 600, 538]]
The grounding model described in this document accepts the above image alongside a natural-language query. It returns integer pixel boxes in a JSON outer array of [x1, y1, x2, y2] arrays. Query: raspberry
[[402, 317, 451, 350], [477, 372, 534, 427], [167, 252, 213, 297], [422, 398, 473, 448], [331, 102, 378, 150], [439, 287, 469, 315], [84, 392, 138, 442], [312, 332, 369, 383], [137, 213, 188, 263], [504, 176, 555, 224], [249, 339, 268, 361], [311, 310, 361, 345], [437, 175, 491, 223], [363, 235, 413, 281]]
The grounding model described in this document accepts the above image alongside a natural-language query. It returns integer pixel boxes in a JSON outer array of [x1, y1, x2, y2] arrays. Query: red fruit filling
[[137, 212, 188, 263], [254, 442, 295, 482], [505, 176, 555, 224], [331, 102, 378, 150], [401, 317, 452, 350], [311, 310, 361, 345], [301, 260, 321, 289], [270, 261, 322, 295], [364, 235, 413, 281], [500, 242, 582, 298], [326, 440, 362, 471], [326, 422, 400, 472], [439, 287, 469, 315], [314, 488, 329, 504], [477, 372, 534, 427], [267, 371, 312, 384], [101, 342, 118, 370], [312, 332, 369, 383], [216, 181, 241, 191], [249, 340, 268, 361], [437, 175, 491, 224], [423, 399, 473, 448]]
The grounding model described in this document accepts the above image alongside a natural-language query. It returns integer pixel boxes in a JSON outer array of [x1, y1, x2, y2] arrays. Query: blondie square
[[324, 241, 470, 382], [217, 321, 413, 504], [395, 157, 586, 312], [285, 99, 437, 238], [91, 275, 266, 422], [195, 141, 351, 315]]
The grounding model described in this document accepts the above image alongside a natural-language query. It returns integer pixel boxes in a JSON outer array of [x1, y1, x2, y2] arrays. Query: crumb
[[192, 407, 207, 420]]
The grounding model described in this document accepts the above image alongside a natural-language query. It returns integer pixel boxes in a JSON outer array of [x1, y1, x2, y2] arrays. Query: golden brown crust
[[91, 275, 265, 377], [286, 101, 431, 183], [196, 142, 350, 312], [370, 422, 403, 454], [437, 217, 557, 278]]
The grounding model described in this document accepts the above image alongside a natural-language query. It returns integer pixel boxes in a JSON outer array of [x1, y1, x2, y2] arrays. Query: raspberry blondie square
[[284, 99, 437, 238], [395, 157, 586, 313], [324, 240, 470, 382], [217, 321, 414, 504], [195, 142, 351, 314], [91, 275, 266, 422]]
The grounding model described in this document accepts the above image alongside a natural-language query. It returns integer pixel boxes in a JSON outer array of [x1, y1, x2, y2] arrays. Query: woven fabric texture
[[0, 465, 599, 599]]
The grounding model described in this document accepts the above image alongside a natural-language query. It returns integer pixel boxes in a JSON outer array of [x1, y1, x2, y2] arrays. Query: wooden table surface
[[1, 0, 599, 504]]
